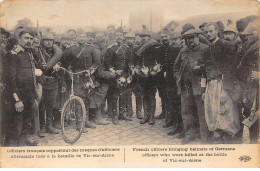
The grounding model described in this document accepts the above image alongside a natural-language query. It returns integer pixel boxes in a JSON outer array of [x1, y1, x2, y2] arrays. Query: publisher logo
[[239, 155, 251, 162]]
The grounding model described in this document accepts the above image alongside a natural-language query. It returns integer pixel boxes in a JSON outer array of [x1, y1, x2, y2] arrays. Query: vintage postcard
[[0, 0, 259, 168]]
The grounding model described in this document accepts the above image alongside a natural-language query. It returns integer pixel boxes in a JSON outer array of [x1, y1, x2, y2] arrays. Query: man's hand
[[90, 67, 97, 75], [35, 69, 43, 77], [61, 87, 66, 93], [115, 70, 123, 75], [53, 63, 61, 71], [110, 72, 116, 78], [249, 111, 256, 122], [251, 71, 259, 80], [15, 101, 24, 112]]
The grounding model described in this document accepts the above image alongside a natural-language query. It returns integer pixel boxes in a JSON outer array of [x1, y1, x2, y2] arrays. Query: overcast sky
[[0, 0, 258, 31]]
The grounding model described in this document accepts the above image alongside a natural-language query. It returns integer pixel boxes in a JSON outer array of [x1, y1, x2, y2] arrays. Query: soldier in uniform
[[155, 28, 182, 134], [86, 32, 96, 46], [6, 27, 41, 146], [62, 33, 110, 131], [173, 28, 211, 144], [38, 32, 63, 134], [104, 29, 133, 124], [133, 30, 160, 125], [106, 25, 116, 46]]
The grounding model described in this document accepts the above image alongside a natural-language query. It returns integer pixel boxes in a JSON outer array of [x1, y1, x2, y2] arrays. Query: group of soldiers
[[0, 15, 259, 146]]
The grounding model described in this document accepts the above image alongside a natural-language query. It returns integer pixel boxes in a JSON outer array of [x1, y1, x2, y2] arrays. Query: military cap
[[182, 29, 201, 38], [94, 32, 106, 44], [42, 32, 54, 40], [161, 27, 171, 36], [216, 21, 225, 32], [67, 29, 77, 34], [181, 23, 195, 35], [115, 27, 124, 33], [86, 32, 96, 37], [223, 24, 237, 34], [107, 25, 115, 30], [125, 31, 135, 38], [139, 29, 151, 36], [54, 36, 61, 43], [0, 27, 10, 38], [240, 22, 258, 35], [18, 27, 36, 37], [199, 22, 208, 29], [236, 18, 249, 33], [171, 32, 181, 39]]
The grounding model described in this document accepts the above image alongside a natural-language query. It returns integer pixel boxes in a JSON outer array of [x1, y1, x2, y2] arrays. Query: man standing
[[104, 29, 132, 124], [155, 28, 182, 131], [38, 32, 63, 134], [106, 25, 116, 46], [62, 33, 109, 131], [174, 29, 210, 144], [6, 27, 41, 146], [203, 23, 241, 143], [133, 30, 160, 125]]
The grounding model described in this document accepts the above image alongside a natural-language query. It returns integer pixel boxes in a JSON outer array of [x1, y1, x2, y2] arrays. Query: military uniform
[[38, 44, 63, 134], [133, 38, 160, 125], [6, 44, 39, 146], [62, 43, 109, 127], [104, 42, 133, 124], [156, 43, 181, 128], [174, 38, 210, 144]]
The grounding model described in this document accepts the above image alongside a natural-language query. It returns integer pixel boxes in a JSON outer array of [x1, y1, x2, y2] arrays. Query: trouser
[[132, 82, 143, 116], [119, 89, 133, 117], [6, 89, 37, 146], [141, 78, 157, 120], [181, 93, 210, 143], [74, 83, 90, 123], [39, 88, 58, 128], [167, 90, 182, 125], [157, 83, 167, 117], [107, 85, 120, 118]]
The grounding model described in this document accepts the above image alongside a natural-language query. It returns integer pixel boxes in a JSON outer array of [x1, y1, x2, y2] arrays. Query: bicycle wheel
[[61, 96, 86, 143]]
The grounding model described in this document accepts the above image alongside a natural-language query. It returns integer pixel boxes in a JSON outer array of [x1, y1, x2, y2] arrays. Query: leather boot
[[148, 98, 156, 125], [135, 95, 143, 119], [94, 108, 110, 125], [155, 98, 166, 119], [85, 110, 96, 129], [112, 109, 119, 125], [119, 98, 126, 120], [140, 99, 149, 124], [46, 109, 59, 134]]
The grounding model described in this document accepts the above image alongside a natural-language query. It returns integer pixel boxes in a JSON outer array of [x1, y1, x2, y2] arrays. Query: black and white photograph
[[0, 0, 259, 151]]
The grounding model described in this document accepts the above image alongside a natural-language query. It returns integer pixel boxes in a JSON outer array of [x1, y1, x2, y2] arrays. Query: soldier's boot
[[135, 95, 143, 119], [101, 102, 107, 118], [148, 98, 156, 125], [106, 97, 113, 121], [112, 109, 119, 125], [85, 110, 96, 129], [53, 109, 62, 129], [94, 108, 110, 125], [76, 120, 88, 133], [140, 99, 149, 124], [119, 98, 126, 120], [46, 109, 59, 134], [26, 134, 39, 146], [163, 110, 173, 128], [155, 98, 166, 119], [125, 96, 133, 121]]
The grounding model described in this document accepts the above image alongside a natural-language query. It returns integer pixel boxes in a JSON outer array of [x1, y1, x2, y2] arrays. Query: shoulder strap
[[76, 45, 86, 59]]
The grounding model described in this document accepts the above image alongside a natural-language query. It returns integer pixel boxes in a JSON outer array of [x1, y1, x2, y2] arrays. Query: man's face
[[61, 39, 70, 48], [161, 34, 170, 45], [171, 37, 182, 47], [125, 37, 135, 46], [68, 30, 76, 37], [86, 35, 95, 44], [223, 31, 236, 41], [19, 33, 34, 49], [107, 28, 115, 37], [205, 25, 218, 41], [115, 32, 124, 43], [185, 35, 199, 48], [77, 34, 86, 45], [42, 39, 54, 48], [140, 35, 150, 44], [33, 38, 40, 48]]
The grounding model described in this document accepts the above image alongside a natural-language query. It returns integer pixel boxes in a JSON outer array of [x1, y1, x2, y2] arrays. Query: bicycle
[[57, 66, 96, 144]]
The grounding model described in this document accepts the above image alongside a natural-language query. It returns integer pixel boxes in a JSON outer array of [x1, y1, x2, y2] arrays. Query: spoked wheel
[[61, 96, 86, 144]]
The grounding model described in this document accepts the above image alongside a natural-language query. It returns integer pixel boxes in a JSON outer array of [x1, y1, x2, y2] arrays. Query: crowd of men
[[0, 15, 259, 146]]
